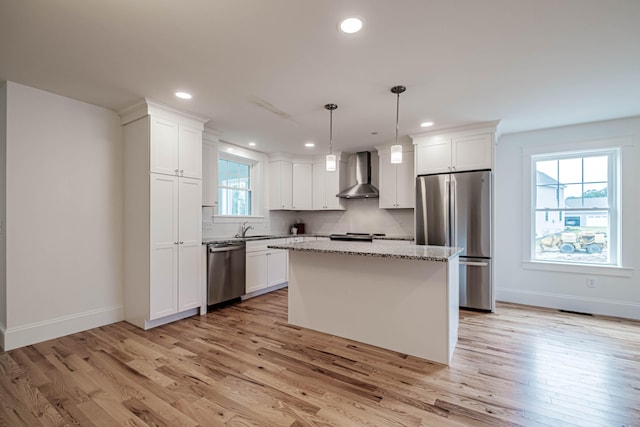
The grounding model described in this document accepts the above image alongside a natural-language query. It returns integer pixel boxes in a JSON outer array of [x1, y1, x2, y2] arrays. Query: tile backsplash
[[203, 200, 414, 239]]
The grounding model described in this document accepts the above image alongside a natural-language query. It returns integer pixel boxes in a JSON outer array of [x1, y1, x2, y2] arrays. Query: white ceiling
[[2, 0, 640, 155]]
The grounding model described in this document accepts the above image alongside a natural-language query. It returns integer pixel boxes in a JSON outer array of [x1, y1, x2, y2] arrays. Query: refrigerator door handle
[[450, 178, 457, 248], [459, 260, 489, 267], [445, 179, 451, 247]]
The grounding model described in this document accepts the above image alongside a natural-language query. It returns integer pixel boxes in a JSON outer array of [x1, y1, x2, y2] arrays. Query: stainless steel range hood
[[336, 151, 379, 199]]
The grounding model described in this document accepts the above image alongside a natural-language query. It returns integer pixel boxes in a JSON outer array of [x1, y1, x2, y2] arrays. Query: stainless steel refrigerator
[[416, 170, 492, 311]]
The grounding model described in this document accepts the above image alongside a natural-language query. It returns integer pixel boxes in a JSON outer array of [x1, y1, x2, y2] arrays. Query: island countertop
[[268, 240, 462, 262]]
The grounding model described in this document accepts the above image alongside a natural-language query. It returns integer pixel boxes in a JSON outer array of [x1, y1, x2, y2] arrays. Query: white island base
[[287, 249, 460, 365]]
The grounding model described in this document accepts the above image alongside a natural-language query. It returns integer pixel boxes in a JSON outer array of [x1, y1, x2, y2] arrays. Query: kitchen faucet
[[236, 221, 254, 238]]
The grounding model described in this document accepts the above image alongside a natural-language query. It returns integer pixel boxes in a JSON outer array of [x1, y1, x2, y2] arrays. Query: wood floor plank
[[2, 289, 640, 426]]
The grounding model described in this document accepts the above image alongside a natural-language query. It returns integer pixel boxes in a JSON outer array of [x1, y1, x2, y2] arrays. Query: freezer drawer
[[459, 257, 492, 311]]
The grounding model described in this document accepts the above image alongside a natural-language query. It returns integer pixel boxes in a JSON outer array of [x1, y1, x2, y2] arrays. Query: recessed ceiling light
[[175, 91, 192, 100], [248, 142, 256, 147], [420, 121, 434, 128], [339, 17, 363, 34], [227, 147, 234, 152], [304, 142, 315, 148]]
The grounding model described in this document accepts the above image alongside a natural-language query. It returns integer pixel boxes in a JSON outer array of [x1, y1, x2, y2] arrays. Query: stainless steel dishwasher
[[207, 241, 246, 306]]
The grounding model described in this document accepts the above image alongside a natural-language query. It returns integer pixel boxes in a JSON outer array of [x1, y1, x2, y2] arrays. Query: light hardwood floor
[[1, 289, 639, 426]]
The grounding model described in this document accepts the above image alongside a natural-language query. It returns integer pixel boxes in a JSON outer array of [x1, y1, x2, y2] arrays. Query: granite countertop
[[202, 234, 325, 244], [202, 234, 414, 244], [267, 240, 462, 262]]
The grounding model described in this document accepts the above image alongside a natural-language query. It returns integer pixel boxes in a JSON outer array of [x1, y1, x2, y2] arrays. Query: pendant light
[[390, 85, 406, 164], [325, 103, 338, 171]]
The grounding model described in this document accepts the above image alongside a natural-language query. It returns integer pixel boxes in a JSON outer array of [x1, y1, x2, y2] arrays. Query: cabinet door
[[267, 250, 288, 287], [452, 133, 492, 171], [378, 154, 397, 209], [150, 117, 179, 176], [150, 174, 179, 319], [246, 251, 267, 293], [201, 140, 218, 207], [178, 177, 202, 312], [396, 150, 415, 208], [416, 137, 451, 175], [292, 163, 312, 210], [312, 163, 326, 209], [179, 125, 202, 179], [324, 168, 342, 209], [269, 161, 293, 209]]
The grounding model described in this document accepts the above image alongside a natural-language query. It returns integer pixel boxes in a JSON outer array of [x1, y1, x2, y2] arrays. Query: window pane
[[218, 159, 228, 187], [583, 156, 608, 183], [562, 184, 583, 208], [536, 160, 558, 181], [583, 183, 608, 208], [558, 158, 582, 184], [536, 185, 558, 209], [227, 161, 239, 188], [534, 210, 609, 264]]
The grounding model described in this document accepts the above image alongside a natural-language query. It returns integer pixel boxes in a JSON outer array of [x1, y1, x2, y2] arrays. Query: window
[[218, 157, 252, 216], [531, 149, 619, 266]]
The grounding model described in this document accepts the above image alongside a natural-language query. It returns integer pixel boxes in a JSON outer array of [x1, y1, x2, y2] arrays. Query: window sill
[[522, 260, 633, 277]]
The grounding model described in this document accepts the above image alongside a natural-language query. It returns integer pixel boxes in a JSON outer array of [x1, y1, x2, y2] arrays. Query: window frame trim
[[217, 154, 256, 217], [522, 138, 626, 272]]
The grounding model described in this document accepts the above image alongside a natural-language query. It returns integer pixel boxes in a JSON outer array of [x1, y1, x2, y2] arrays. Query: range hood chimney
[[336, 151, 379, 199]]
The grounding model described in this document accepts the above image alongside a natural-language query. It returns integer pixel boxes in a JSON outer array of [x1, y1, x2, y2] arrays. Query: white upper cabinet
[[413, 122, 498, 175], [150, 117, 202, 179], [378, 148, 415, 209], [292, 163, 312, 210], [178, 124, 203, 179], [452, 134, 492, 172], [269, 160, 293, 210], [150, 117, 179, 176], [201, 134, 218, 208], [312, 161, 346, 210]]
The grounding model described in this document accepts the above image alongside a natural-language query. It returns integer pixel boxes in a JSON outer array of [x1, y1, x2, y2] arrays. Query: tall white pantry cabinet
[[120, 100, 208, 329]]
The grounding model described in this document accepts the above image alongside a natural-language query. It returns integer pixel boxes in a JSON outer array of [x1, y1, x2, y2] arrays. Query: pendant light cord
[[395, 91, 400, 146], [329, 108, 333, 155]]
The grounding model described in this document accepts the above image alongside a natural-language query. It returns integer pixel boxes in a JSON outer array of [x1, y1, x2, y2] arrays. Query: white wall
[[2, 82, 124, 350], [495, 116, 639, 319], [0, 82, 7, 336]]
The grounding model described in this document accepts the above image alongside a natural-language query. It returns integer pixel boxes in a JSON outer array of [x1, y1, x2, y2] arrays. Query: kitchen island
[[267, 240, 462, 365]]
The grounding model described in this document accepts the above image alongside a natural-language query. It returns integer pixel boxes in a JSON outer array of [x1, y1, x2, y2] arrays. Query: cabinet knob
[[180, 169, 184, 175], [174, 241, 179, 245], [174, 169, 179, 174]]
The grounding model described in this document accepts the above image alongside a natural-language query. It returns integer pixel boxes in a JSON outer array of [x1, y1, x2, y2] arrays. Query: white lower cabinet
[[245, 239, 288, 294], [149, 175, 202, 320]]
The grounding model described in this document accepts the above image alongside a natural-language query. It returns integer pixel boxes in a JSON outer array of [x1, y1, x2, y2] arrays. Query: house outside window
[[531, 149, 619, 266], [218, 157, 253, 216]]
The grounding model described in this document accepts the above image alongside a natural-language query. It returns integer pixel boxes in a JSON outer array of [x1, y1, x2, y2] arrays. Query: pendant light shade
[[324, 103, 338, 171], [390, 85, 406, 164], [390, 144, 403, 164]]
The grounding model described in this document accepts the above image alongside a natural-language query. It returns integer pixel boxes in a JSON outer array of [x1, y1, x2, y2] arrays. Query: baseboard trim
[[242, 282, 288, 300], [2, 305, 124, 351], [496, 288, 640, 320]]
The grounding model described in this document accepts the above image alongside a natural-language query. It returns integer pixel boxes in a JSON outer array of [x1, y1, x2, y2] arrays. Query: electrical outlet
[[203, 222, 213, 230], [586, 276, 596, 288]]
